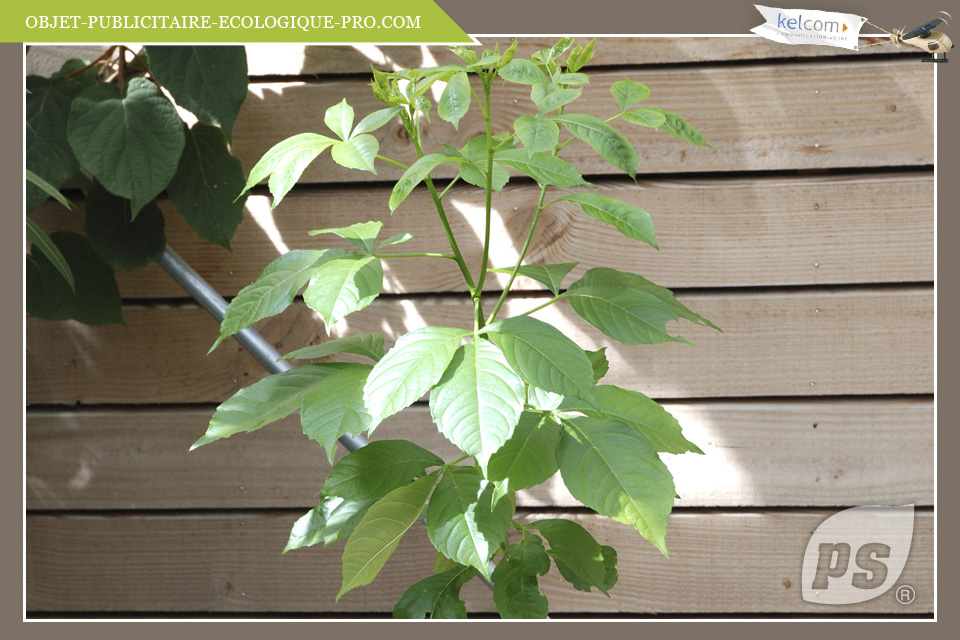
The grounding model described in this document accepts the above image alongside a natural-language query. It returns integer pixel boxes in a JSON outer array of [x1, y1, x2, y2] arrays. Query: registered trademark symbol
[[896, 585, 916, 605]]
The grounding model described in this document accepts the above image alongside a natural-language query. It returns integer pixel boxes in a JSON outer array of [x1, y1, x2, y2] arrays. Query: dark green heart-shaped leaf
[[83, 181, 166, 272], [26, 73, 85, 212]]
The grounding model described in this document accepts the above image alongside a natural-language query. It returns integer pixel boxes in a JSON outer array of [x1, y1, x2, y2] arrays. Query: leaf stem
[[518, 294, 565, 317], [375, 154, 409, 170], [473, 77, 495, 328], [437, 175, 461, 200], [446, 453, 471, 466], [372, 252, 456, 260]]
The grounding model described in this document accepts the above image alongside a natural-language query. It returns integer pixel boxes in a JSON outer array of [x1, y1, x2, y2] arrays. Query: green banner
[[13, 0, 475, 43]]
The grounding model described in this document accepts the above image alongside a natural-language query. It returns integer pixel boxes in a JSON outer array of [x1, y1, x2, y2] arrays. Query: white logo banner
[[752, 5, 866, 50]]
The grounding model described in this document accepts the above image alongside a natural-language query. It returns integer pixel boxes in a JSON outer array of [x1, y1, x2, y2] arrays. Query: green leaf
[[25, 73, 84, 212], [551, 113, 638, 179], [557, 416, 675, 556], [26, 169, 74, 210], [67, 78, 185, 216], [565, 267, 719, 345], [303, 253, 383, 332], [438, 71, 471, 130], [426, 467, 512, 579], [282, 332, 385, 362], [434, 551, 458, 573], [498, 40, 518, 68], [324, 440, 444, 501], [167, 123, 246, 250], [26, 218, 73, 292], [389, 153, 456, 212], [26, 231, 123, 326], [338, 474, 439, 600], [530, 82, 582, 116], [484, 316, 595, 399], [190, 363, 346, 450], [486, 412, 561, 503], [526, 386, 563, 411], [324, 98, 354, 141], [429, 338, 526, 470], [558, 73, 589, 85], [645, 108, 713, 148], [309, 221, 383, 254], [83, 181, 166, 272], [212, 249, 338, 352], [494, 148, 594, 188], [498, 59, 548, 85], [490, 262, 577, 296], [459, 161, 510, 193], [513, 115, 560, 154], [145, 45, 248, 140], [376, 233, 415, 250], [560, 385, 702, 455], [363, 327, 469, 428], [283, 495, 375, 554], [529, 518, 611, 594], [352, 106, 402, 136], [393, 565, 476, 619], [610, 79, 651, 112], [586, 348, 609, 383], [559, 193, 657, 248], [301, 364, 374, 462], [565, 39, 595, 73], [331, 135, 379, 174], [491, 530, 550, 619], [241, 133, 337, 208], [621, 108, 667, 129]]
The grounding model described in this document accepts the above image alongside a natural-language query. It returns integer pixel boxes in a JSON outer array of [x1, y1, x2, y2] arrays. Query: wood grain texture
[[32, 173, 935, 298], [26, 288, 933, 405], [26, 398, 933, 511], [26, 510, 933, 613], [24, 38, 911, 79], [227, 60, 932, 185]]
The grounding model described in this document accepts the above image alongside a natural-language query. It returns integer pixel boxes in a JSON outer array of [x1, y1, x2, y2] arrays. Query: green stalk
[[473, 76, 495, 328], [517, 294, 565, 317], [373, 252, 456, 260]]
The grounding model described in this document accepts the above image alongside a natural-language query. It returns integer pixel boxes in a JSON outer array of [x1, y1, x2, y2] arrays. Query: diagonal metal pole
[[156, 245, 496, 590]]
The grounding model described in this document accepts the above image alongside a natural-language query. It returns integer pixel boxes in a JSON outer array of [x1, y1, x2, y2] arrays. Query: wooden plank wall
[[25, 38, 935, 617]]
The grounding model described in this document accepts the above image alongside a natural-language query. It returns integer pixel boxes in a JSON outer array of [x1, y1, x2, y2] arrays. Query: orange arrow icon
[[843, 23, 848, 32]]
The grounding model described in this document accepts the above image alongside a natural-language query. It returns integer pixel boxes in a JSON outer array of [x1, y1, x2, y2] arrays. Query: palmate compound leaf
[[486, 412, 562, 505], [550, 113, 638, 179], [190, 363, 350, 450], [363, 327, 470, 429], [300, 364, 374, 463], [560, 385, 702, 455], [281, 332, 385, 362], [323, 440, 444, 501], [490, 262, 578, 296], [394, 565, 477, 619], [557, 416, 676, 556], [484, 316, 596, 400], [308, 221, 382, 254], [491, 530, 551, 619], [494, 148, 595, 189], [66, 78, 185, 217], [338, 474, 439, 600], [283, 495, 375, 554], [559, 193, 657, 248], [240, 133, 338, 208], [426, 466, 512, 579], [564, 267, 720, 346], [429, 338, 526, 472], [211, 249, 349, 353], [324, 98, 354, 141], [529, 518, 616, 595], [302, 253, 383, 333]]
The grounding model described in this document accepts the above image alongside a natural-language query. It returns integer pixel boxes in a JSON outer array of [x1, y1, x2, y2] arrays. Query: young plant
[[194, 38, 719, 618], [25, 45, 249, 325]]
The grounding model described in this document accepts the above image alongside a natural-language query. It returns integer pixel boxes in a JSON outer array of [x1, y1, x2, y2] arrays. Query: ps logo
[[801, 505, 915, 605]]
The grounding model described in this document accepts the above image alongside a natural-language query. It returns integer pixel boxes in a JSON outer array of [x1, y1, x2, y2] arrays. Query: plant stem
[[406, 117, 476, 292], [518, 294, 565, 317], [473, 77, 495, 328], [446, 453, 471, 466], [437, 175, 460, 200], [375, 154, 408, 170], [372, 252, 455, 260], [485, 183, 549, 324]]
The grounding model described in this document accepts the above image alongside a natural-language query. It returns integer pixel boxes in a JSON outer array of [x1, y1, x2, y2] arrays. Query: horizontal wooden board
[[26, 510, 933, 613], [26, 399, 934, 511], [32, 173, 935, 298], [26, 288, 933, 405], [228, 60, 932, 185], [24, 38, 910, 80]]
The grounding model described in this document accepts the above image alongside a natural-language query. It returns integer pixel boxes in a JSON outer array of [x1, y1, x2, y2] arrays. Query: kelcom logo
[[802, 505, 915, 605], [777, 12, 848, 33]]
